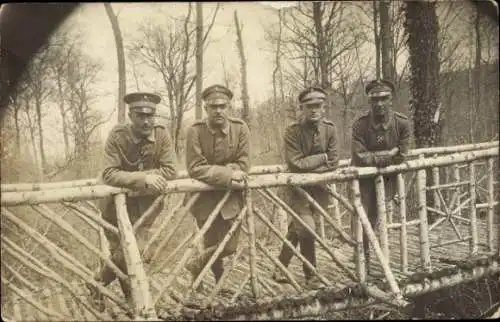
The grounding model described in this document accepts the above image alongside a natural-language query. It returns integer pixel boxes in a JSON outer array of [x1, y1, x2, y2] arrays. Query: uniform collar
[[369, 111, 394, 130], [128, 124, 156, 144], [205, 118, 230, 135], [300, 117, 323, 131]]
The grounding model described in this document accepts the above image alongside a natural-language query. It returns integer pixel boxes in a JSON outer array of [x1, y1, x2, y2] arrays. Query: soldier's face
[[370, 95, 392, 117], [205, 103, 229, 126], [301, 103, 324, 122], [129, 111, 155, 137]]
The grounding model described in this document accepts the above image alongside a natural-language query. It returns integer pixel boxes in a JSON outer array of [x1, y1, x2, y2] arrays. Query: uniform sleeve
[[144, 129, 178, 179], [186, 125, 233, 187], [393, 118, 411, 164], [398, 118, 411, 155], [311, 125, 339, 173], [226, 122, 251, 172], [351, 119, 378, 167], [284, 126, 328, 171], [101, 132, 147, 189]]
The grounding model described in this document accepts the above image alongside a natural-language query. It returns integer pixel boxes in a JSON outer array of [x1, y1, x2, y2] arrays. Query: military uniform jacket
[[351, 110, 410, 198], [98, 123, 178, 225], [284, 118, 339, 211], [186, 117, 251, 221]]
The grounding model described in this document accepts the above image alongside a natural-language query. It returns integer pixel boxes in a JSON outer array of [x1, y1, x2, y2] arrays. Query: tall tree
[[404, 1, 441, 148], [104, 3, 126, 124], [373, 0, 381, 79], [234, 10, 250, 125], [195, 2, 203, 120], [129, 3, 219, 154], [379, 0, 394, 82]]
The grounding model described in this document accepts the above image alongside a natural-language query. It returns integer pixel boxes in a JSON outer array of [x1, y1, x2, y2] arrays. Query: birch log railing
[[1, 142, 499, 321]]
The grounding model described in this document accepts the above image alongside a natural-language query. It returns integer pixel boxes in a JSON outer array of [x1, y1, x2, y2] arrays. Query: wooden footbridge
[[1, 141, 499, 321]]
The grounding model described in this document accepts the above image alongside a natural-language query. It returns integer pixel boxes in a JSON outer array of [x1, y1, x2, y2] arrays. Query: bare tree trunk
[[273, 9, 285, 159], [131, 61, 141, 91], [468, 18, 475, 143], [34, 95, 46, 174], [195, 2, 203, 120], [13, 103, 21, 160], [474, 7, 481, 138], [220, 55, 231, 88], [55, 76, 70, 158], [104, 3, 126, 124], [373, 1, 381, 79], [313, 2, 329, 89], [234, 10, 250, 125], [25, 98, 43, 181], [404, 0, 441, 148], [379, 0, 394, 82]]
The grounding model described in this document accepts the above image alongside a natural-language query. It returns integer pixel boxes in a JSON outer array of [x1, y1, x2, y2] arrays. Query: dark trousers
[[192, 213, 240, 282], [357, 178, 396, 270], [277, 223, 317, 280], [96, 196, 162, 299], [277, 186, 329, 280]]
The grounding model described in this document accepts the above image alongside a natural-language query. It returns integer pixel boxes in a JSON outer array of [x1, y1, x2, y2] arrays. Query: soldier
[[87, 92, 178, 311], [185, 84, 250, 290], [350, 79, 410, 275], [272, 86, 339, 289]]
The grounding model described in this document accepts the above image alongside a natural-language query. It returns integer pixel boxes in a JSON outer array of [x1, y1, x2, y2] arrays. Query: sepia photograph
[[0, 1, 499, 320]]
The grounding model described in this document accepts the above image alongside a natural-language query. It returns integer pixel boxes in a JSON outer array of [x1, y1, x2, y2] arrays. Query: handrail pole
[[375, 175, 389, 261], [468, 162, 478, 254], [114, 193, 156, 320], [417, 167, 431, 272], [397, 173, 408, 274], [351, 179, 366, 282], [486, 158, 495, 252]]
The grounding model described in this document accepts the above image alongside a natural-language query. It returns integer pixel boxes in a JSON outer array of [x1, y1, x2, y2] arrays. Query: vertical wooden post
[[432, 155, 441, 210], [114, 193, 156, 320], [387, 199, 393, 225], [375, 175, 390, 262], [319, 213, 326, 239], [352, 180, 401, 294], [453, 164, 462, 217], [55, 287, 71, 317], [331, 183, 341, 227], [417, 167, 431, 272], [352, 179, 366, 282], [486, 158, 495, 253], [12, 294, 22, 321], [468, 162, 478, 254], [246, 188, 259, 298], [397, 173, 408, 274]]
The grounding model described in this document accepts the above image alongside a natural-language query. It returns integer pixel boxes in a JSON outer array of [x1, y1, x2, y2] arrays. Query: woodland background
[[0, 2, 499, 319], [1, 1, 498, 184]]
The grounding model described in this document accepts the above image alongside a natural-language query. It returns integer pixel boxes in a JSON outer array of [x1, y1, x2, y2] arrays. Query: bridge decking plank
[[149, 217, 497, 312]]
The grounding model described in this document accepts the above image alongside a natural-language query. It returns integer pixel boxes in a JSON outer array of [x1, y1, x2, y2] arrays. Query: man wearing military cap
[[272, 86, 339, 289], [350, 79, 410, 276], [185, 84, 250, 291], [87, 92, 178, 312]]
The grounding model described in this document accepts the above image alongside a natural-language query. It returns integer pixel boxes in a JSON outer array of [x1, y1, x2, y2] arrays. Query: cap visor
[[206, 98, 229, 105], [131, 107, 155, 114], [301, 98, 325, 105], [368, 91, 391, 98]]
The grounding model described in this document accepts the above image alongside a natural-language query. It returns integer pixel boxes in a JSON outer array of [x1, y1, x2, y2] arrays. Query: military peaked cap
[[298, 86, 327, 105], [202, 84, 233, 105], [365, 79, 395, 98], [124, 92, 161, 114]]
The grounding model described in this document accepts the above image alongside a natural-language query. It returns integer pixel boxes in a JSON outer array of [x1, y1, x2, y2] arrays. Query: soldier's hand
[[388, 147, 399, 156], [375, 155, 393, 168], [144, 174, 168, 192], [392, 153, 405, 164], [326, 160, 338, 170], [231, 170, 248, 182]]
